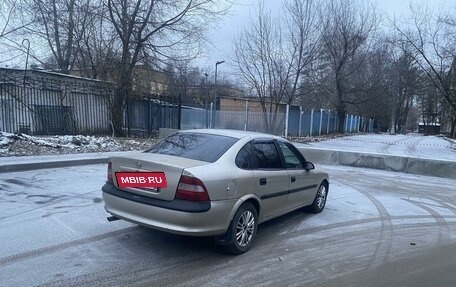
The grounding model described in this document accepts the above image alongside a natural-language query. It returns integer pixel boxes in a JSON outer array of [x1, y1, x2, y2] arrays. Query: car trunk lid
[[110, 152, 207, 201]]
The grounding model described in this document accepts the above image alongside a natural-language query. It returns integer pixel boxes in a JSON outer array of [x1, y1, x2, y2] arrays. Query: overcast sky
[[0, 0, 450, 74], [196, 0, 449, 80]]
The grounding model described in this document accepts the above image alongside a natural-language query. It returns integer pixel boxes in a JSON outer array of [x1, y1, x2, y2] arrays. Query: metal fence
[[173, 107, 287, 135], [1, 73, 374, 137], [125, 99, 180, 136], [176, 104, 373, 136], [287, 107, 374, 136], [214, 109, 286, 135], [0, 74, 111, 135], [180, 106, 209, 130]]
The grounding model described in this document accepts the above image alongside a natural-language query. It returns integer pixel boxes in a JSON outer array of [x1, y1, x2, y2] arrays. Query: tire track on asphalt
[[336, 167, 454, 244], [0, 226, 139, 267], [37, 220, 456, 287], [420, 192, 456, 215], [256, 209, 313, 252], [256, 220, 456, 287], [335, 179, 394, 268], [404, 193, 456, 215], [403, 198, 451, 243], [255, 215, 456, 248], [38, 252, 220, 287], [280, 221, 456, 247], [0, 188, 101, 221], [266, 221, 456, 287], [435, 199, 456, 213], [369, 177, 455, 243]]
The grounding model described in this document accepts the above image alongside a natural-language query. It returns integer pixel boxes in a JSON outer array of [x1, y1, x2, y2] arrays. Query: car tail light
[[107, 161, 113, 183], [175, 175, 210, 202]]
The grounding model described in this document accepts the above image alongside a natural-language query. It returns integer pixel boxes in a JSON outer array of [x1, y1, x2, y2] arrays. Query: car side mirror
[[304, 161, 315, 171]]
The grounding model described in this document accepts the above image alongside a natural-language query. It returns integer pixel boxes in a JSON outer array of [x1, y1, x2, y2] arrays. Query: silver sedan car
[[102, 129, 329, 254]]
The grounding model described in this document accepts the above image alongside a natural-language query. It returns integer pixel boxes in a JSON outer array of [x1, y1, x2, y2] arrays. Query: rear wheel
[[221, 202, 258, 255], [308, 182, 328, 213]]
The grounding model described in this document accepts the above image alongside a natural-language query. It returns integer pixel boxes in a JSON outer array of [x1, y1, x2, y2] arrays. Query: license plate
[[115, 172, 167, 188]]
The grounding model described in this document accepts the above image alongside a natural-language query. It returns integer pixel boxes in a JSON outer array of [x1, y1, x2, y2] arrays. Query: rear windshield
[[145, 132, 238, 163]]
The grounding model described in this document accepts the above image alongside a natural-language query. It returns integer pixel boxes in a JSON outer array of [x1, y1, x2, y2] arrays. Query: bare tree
[[233, 0, 319, 133], [106, 0, 228, 136], [283, 0, 319, 104], [0, 0, 26, 39], [26, 0, 94, 73], [170, 64, 212, 107], [417, 80, 441, 133], [392, 2, 456, 137], [75, 1, 118, 80], [0, 0, 34, 65], [386, 50, 421, 134], [233, 2, 284, 133], [318, 0, 378, 133], [349, 43, 390, 131]]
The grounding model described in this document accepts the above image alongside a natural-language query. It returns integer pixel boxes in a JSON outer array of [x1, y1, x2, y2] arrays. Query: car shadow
[[255, 208, 315, 246], [112, 207, 316, 256]]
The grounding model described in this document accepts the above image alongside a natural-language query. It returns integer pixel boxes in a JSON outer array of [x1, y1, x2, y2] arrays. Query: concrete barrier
[[298, 147, 456, 180]]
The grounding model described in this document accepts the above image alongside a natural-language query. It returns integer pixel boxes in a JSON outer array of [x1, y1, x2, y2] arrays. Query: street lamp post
[[204, 73, 209, 106], [204, 73, 209, 128], [213, 60, 225, 128], [22, 39, 30, 87]]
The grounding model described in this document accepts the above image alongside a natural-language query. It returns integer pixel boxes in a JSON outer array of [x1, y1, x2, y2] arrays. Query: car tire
[[308, 181, 328, 213], [222, 202, 258, 255]]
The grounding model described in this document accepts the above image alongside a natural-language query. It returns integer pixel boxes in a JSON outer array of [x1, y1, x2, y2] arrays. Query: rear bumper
[[102, 182, 210, 212], [102, 183, 236, 236]]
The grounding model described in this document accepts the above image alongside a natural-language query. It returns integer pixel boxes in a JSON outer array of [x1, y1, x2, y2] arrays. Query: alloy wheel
[[317, 185, 327, 209], [235, 210, 255, 247]]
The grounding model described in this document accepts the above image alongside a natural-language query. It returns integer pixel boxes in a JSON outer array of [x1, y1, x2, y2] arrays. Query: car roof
[[179, 129, 285, 140]]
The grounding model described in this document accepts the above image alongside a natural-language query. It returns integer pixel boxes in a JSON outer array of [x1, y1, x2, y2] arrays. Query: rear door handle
[[291, 176, 296, 182], [259, 178, 267, 185]]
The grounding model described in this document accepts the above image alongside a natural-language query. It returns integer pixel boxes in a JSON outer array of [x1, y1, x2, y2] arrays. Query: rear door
[[252, 139, 289, 219], [277, 141, 318, 210]]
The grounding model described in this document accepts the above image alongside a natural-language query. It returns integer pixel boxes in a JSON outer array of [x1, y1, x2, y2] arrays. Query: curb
[[0, 157, 110, 173]]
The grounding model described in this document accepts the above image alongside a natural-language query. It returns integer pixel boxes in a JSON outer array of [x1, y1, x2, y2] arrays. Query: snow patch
[[0, 132, 14, 147]]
